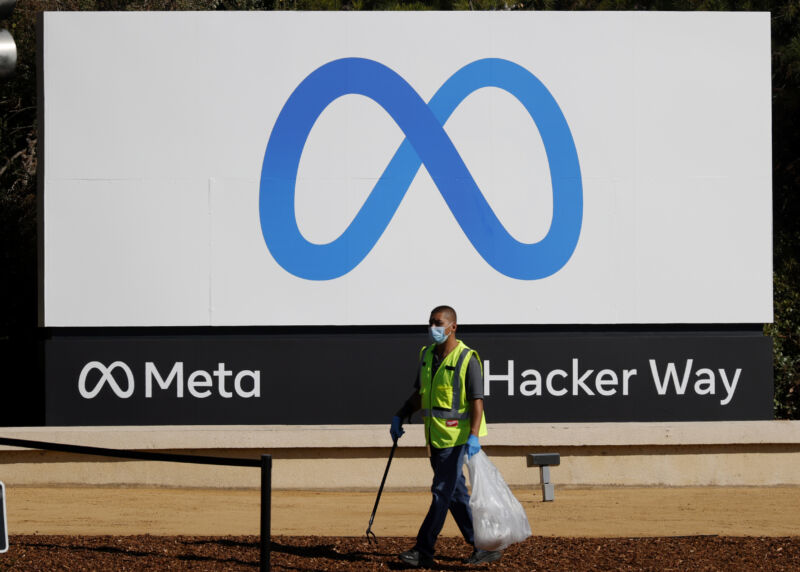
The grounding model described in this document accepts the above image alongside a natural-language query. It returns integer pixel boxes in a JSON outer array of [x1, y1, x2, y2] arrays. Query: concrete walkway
[[4, 485, 800, 537]]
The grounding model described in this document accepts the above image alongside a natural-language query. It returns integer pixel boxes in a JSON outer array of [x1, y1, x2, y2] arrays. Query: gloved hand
[[390, 415, 405, 442], [467, 434, 481, 459]]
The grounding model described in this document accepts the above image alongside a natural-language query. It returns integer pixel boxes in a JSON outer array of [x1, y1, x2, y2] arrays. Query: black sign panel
[[1, 482, 7, 554], [45, 330, 773, 426]]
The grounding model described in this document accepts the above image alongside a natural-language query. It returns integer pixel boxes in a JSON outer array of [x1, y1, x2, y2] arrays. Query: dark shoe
[[399, 548, 436, 568], [465, 548, 503, 565]]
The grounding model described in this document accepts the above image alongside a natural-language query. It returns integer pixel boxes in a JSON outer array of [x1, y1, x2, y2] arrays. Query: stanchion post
[[260, 454, 272, 572]]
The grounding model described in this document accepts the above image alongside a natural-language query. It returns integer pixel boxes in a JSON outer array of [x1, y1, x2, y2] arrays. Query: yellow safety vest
[[418, 339, 488, 449]]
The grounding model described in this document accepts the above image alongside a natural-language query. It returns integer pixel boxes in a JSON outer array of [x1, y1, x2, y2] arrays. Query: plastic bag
[[466, 450, 532, 551]]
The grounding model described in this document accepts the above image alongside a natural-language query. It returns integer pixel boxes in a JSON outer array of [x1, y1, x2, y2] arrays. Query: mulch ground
[[2, 535, 799, 570]]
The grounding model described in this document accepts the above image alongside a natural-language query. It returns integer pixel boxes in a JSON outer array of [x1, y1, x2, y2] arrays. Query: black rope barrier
[[0, 436, 271, 571], [0, 437, 260, 466]]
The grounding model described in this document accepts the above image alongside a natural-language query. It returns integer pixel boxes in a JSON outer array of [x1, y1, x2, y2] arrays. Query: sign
[[40, 12, 772, 327], [45, 330, 773, 425], [0, 481, 7, 554]]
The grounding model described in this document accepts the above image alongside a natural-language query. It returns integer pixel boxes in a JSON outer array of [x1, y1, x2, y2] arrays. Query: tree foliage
[[1, 0, 798, 417]]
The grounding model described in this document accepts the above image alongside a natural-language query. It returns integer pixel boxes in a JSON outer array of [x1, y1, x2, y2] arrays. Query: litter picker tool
[[365, 438, 398, 544]]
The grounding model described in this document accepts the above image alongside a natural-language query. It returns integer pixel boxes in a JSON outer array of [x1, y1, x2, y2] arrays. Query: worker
[[391, 305, 502, 568]]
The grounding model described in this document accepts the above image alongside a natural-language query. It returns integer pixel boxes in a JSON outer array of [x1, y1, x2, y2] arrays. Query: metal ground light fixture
[[527, 453, 560, 502]]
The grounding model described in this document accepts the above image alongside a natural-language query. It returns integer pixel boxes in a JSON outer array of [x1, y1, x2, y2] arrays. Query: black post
[[260, 454, 272, 572]]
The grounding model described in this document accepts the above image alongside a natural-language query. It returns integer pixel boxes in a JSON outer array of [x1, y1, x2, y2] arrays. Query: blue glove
[[390, 416, 405, 442], [467, 434, 481, 459]]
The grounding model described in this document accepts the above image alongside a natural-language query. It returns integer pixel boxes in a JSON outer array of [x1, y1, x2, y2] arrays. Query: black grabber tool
[[365, 438, 398, 545]]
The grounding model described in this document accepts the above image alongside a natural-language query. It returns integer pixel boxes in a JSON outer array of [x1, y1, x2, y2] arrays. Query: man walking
[[391, 305, 502, 568]]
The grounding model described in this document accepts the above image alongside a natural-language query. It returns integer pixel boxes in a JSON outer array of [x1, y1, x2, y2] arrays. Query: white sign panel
[[41, 12, 772, 326], [0, 481, 7, 553]]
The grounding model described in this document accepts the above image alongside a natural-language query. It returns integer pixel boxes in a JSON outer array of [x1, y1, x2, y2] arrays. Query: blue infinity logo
[[259, 58, 582, 280]]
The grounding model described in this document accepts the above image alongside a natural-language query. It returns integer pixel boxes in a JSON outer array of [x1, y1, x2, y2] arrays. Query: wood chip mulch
[[2, 535, 799, 570]]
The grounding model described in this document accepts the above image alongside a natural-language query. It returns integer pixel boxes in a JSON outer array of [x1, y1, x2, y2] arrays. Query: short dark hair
[[430, 305, 457, 323]]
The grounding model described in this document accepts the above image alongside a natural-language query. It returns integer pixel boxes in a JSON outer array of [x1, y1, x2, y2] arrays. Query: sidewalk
[[5, 486, 800, 537]]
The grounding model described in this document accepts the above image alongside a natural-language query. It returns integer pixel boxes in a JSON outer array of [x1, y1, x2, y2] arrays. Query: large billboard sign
[[40, 12, 773, 425], [40, 11, 772, 327]]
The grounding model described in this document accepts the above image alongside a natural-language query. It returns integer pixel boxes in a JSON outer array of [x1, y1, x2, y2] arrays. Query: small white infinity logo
[[78, 361, 135, 399]]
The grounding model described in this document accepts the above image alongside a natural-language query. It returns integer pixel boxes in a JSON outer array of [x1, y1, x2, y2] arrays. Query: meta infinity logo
[[259, 58, 582, 280], [79, 361, 135, 399]]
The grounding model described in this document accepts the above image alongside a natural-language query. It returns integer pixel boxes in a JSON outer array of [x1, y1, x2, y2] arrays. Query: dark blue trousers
[[413, 443, 475, 557]]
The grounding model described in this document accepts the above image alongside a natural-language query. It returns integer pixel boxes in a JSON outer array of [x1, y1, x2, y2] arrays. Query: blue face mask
[[429, 325, 449, 345]]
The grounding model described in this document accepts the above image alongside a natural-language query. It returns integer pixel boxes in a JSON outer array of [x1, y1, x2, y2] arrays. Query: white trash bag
[[466, 450, 532, 551]]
